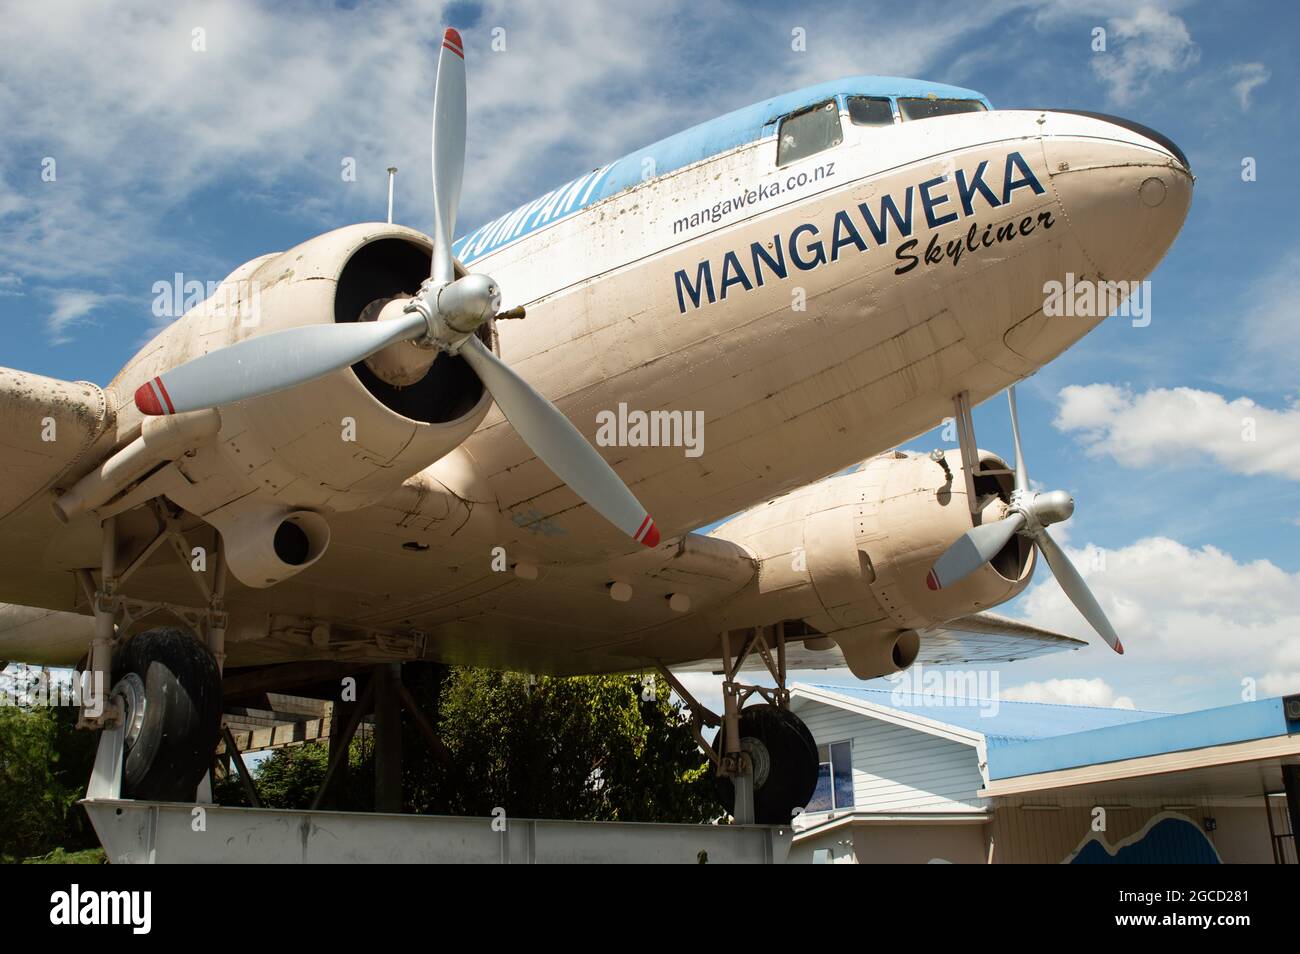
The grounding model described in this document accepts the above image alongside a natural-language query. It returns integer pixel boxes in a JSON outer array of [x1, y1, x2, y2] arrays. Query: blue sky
[[1, 0, 1296, 713]]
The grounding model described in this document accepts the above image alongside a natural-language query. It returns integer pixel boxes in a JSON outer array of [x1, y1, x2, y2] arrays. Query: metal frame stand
[[657, 622, 792, 826], [80, 503, 231, 800]]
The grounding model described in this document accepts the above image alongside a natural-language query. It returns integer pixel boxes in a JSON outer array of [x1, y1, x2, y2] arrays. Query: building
[[788, 684, 1300, 864]]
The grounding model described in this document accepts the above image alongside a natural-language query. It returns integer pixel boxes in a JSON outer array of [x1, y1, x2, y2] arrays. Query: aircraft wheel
[[712, 703, 818, 825], [111, 626, 223, 801]]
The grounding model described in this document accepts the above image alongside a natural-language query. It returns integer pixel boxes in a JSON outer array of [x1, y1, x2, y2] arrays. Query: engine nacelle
[[111, 224, 496, 537], [713, 449, 1034, 678], [205, 498, 331, 588]]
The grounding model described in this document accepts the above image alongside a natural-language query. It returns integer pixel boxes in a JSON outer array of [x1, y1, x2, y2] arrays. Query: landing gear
[[659, 622, 819, 826], [78, 504, 230, 802], [710, 704, 818, 824], [112, 627, 223, 801]]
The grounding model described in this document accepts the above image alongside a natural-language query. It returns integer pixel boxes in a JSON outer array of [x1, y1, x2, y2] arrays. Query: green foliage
[[23, 847, 106, 864], [0, 699, 99, 863], [214, 735, 375, 811], [219, 667, 714, 824], [1, 662, 715, 859], [427, 669, 713, 822]]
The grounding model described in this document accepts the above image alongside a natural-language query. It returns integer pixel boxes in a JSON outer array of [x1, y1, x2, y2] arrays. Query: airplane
[[0, 27, 1191, 823]]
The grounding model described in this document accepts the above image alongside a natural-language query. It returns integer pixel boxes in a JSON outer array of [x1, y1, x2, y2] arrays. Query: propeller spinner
[[134, 27, 659, 549], [926, 386, 1124, 654]]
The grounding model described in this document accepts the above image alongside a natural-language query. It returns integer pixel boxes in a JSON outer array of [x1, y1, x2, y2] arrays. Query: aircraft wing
[[0, 368, 114, 525], [669, 612, 1085, 674], [0, 369, 117, 615]]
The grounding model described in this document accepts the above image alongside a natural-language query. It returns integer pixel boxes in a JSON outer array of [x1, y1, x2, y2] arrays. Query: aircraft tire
[[111, 626, 223, 802], [712, 703, 819, 825]]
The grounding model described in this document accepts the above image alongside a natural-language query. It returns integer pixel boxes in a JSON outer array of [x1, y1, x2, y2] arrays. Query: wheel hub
[[111, 672, 147, 749], [740, 736, 772, 789]]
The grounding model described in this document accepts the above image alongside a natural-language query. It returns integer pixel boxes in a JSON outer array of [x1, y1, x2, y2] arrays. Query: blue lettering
[[789, 223, 827, 270], [674, 261, 716, 314], [750, 237, 787, 286], [829, 210, 868, 261], [1002, 151, 1046, 204], [955, 161, 1001, 216], [858, 187, 914, 245], [719, 250, 753, 298], [919, 176, 958, 228]]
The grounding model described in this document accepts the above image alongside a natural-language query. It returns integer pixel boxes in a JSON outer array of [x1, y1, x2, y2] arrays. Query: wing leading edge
[[669, 612, 1085, 675]]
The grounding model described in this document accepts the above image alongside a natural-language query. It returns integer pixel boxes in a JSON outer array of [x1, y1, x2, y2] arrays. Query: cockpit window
[[777, 100, 842, 167], [847, 96, 894, 127], [897, 97, 987, 121]]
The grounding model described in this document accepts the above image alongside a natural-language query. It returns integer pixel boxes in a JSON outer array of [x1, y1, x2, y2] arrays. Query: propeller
[[133, 27, 659, 550], [926, 386, 1123, 654]]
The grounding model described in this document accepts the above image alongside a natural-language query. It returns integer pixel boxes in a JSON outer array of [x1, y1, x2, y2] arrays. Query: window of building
[[897, 97, 987, 121], [777, 100, 843, 167], [807, 739, 854, 812], [847, 96, 895, 127]]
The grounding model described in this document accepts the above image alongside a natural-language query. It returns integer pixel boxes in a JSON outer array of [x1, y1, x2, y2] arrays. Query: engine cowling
[[205, 499, 332, 588], [111, 224, 496, 587], [713, 449, 1034, 678]]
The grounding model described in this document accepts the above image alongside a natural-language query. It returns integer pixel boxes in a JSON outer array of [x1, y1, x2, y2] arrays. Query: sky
[[1, 0, 1297, 716]]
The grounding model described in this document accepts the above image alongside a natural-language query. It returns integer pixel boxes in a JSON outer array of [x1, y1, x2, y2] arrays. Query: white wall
[[793, 696, 988, 815]]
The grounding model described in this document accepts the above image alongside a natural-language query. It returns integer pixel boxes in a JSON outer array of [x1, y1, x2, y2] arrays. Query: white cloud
[[1229, 62, 1270, 110], [0, 0, 681, 284], [1002, 677, 1135, 709], [1091, 6, 1199, 106], [1054, 384, 1300, 481], [0, 0, 1069, 294], [46, 289, 106, 345], [1259, 672, 1300, 696], [1016, 535, 1300, 694]]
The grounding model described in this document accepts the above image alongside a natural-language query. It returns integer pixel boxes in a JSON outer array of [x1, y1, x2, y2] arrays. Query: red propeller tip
[[442, 28, 464, 58], [925, 569, 941, 591], [1114, 639, 1124, 655], [134, 378, 173, 416], [636, 517, 660, 548]]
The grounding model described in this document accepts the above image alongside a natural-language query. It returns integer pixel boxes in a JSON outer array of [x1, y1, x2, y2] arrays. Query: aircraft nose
[[1038, 110, 1193, 281]]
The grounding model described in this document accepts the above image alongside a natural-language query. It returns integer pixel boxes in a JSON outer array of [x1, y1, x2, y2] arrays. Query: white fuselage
[[0, 104, 1191, 673], [454, 108, 1190, 561]]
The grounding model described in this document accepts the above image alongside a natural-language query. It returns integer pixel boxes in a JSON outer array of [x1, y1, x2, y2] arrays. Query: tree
[[218, 667, 715, 824], [0, 678, 99, 862], [214, 735, 375, 810], [428, 669, 714, 822]]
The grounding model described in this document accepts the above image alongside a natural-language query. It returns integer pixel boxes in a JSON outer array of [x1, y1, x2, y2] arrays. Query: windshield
[[897, 98, 987, 121]]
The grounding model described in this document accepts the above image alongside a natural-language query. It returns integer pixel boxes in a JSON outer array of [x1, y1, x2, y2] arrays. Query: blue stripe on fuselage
[[451, 74, 992, 265]]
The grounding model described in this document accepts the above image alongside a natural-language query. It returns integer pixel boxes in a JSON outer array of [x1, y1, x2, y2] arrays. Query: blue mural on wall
[[1067, 813, 1221, 864]]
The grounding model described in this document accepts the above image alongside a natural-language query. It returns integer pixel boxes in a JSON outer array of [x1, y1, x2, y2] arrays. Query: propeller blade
[[1032, 527, 1124, 654], [430, 27, 466, 286], [1007, 384, 1029, 494], [134, 312, 427, 415], [927, 511, 1026, 591], [458, 336, 659, 547]]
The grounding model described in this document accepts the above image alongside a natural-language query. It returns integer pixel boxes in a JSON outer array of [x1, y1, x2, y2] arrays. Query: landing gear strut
[[659, 623, 818, 826], [80, 504, 227, 802]]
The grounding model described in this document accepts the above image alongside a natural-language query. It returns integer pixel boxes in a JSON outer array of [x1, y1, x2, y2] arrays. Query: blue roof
[[803, 684, 1300, 782], [453, 75, 991, 264], [805, 684, 1163, 748], [986, 697, 1299, 780]]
